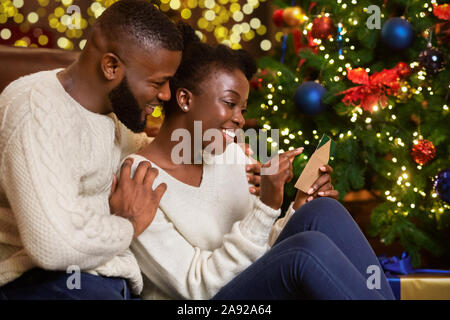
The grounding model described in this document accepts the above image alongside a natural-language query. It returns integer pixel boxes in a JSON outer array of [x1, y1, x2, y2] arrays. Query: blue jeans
[[0, 268, 133, 300], [212, 198, 395, 300]]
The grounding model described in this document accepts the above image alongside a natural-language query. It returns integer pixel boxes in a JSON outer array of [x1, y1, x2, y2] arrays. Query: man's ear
[[101, 53, 124, 81], [176, 88, 193, 112]]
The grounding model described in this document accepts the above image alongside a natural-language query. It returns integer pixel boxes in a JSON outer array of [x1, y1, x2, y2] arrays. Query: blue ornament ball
[[293, 81, 327, 115], [434, 168, 450, 204], [381, 17, 414, 51]]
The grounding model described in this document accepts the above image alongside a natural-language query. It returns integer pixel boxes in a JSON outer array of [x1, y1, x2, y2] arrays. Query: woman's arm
[[132, 196, 280, 300]]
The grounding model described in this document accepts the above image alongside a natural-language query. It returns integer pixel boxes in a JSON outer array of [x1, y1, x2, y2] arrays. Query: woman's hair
[[164, 22, 257, 116]]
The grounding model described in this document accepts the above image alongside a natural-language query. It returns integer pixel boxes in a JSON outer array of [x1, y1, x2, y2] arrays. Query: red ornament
[[311, 16, 335, 39], [410, 139, 436, 165], [273, 9, 284, 27]]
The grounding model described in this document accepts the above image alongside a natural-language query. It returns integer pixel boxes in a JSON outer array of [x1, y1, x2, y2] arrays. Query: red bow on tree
[[338, 62, 410, 113], [433, 4, 450, 44], [434, 3, 450, 20]]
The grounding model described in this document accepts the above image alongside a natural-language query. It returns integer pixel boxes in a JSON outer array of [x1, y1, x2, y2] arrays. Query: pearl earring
[[183, 106, 188, 111]]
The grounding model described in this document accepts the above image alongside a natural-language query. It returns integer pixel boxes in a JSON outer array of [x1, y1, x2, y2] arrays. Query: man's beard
[[109, 77, 147, 133]]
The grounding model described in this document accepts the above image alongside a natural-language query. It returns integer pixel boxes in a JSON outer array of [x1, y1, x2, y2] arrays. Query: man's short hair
[[95, 0, 183, 52]]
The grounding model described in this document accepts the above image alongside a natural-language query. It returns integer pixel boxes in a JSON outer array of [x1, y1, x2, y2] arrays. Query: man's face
[[109, 46, 181, 133]]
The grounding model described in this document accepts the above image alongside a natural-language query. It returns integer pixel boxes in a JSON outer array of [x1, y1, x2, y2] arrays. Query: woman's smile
[[222, 128, 237, 144]]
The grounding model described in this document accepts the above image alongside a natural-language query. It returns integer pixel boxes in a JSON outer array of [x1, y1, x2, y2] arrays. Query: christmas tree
[[1, 0, 448, 268], [246, 0, 450, 267]]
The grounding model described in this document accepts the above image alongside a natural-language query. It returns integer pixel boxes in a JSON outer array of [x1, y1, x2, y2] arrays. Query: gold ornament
[[282, 7, 306, 27]]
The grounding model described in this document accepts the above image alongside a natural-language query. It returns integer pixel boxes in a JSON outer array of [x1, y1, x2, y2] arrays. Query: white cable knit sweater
[[0, 69, 152, 295], [126, 143, 296, 300]]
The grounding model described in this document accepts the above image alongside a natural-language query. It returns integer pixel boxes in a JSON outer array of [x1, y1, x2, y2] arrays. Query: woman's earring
[[183, 105, 189, 111]]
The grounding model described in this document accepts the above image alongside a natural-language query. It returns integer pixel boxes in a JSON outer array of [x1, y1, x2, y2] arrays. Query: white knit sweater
[[0, 69, 152, 295], [126, 143, 296, 300]]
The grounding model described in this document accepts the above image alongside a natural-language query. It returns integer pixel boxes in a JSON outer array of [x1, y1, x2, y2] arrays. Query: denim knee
[[293, 197, 351, 224], [277, 231, 334, 256]]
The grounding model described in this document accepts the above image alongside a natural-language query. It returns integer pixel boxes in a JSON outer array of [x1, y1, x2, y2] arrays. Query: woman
[[124, 24, 394, 300]]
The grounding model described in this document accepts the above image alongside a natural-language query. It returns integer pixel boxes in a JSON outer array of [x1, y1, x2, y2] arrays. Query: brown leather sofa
[[0, 45, 79, 94]]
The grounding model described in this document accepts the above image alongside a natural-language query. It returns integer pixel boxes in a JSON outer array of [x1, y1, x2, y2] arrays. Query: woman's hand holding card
[[292, 164, 339, 210]]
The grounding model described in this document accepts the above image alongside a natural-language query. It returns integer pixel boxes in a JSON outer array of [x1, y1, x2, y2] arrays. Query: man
[[0, 0, 182, 299]]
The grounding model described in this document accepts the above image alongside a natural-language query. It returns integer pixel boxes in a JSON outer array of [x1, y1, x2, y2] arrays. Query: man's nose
[[157, 81, 171, 102]]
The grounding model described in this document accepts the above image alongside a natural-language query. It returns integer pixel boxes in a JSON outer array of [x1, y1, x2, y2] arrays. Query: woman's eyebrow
[[224, 89, 241, 97], [224, 90, 248, 104]]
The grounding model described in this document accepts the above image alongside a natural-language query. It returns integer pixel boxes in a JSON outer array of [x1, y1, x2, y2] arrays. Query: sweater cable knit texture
[[0, 69, 151, 295], [125, 143, 296, 300]]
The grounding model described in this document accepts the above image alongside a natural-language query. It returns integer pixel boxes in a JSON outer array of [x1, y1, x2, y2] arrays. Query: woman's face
[[184, 68, 250, 154]]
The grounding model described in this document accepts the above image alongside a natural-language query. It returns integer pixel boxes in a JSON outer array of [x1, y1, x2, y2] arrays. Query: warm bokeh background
[[0, 0, 278, 58]]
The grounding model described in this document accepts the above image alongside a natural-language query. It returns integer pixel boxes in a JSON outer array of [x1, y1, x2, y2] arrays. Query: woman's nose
[[232, 109, 245, 128]]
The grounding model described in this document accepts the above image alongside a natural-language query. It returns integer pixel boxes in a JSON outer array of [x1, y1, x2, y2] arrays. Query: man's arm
[[0, 111, 134, 271]]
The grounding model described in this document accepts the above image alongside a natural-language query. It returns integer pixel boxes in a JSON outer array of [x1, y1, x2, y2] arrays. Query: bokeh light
[[0, 0, 272, 52]]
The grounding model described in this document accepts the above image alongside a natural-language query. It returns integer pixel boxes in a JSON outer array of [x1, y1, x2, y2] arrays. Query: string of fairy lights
[[255, 0, 449, 217]]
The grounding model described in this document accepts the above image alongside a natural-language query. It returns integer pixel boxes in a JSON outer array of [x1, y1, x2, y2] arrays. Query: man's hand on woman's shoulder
[[109, 158, 167, 238]]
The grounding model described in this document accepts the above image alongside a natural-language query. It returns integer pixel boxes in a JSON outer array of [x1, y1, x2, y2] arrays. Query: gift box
[[387, 273, 450, 300], [379, 252, 450, 300]]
